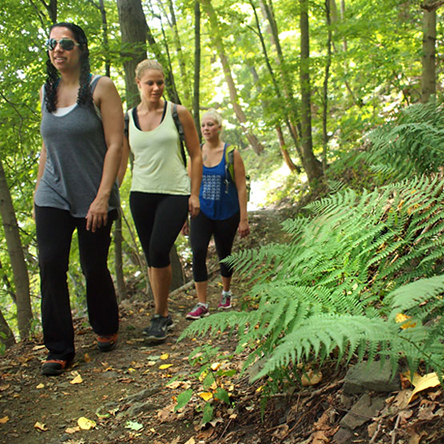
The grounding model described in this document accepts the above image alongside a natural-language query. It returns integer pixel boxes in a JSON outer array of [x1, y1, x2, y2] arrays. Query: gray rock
[[343, 360, 400, 394], [340, 393, 385, 430], [333, 427, 353, 444]]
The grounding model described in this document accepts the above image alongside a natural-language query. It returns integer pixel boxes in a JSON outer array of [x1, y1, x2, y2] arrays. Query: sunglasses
[[46, 38, 80, 51]]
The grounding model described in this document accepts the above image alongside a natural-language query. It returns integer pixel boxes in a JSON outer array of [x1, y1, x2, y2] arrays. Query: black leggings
[[190, 211, 240, 282], [35, 205, 119, 362], [130, 192, 189, 268]]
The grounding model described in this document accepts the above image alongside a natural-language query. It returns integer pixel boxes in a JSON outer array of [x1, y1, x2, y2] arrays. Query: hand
[[188, 195, 200, 218], [181, 219, 190, 236], [238, 220, 250, 238], [86, 196, 109, 232]]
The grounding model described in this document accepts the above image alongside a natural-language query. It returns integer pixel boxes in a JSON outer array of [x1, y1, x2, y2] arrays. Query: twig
[[391, 414, 401, 444], [369, 421, 382, 444]]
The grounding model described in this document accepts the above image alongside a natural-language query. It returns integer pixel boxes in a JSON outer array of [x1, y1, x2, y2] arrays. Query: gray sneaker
[[143, 314, 174, 343]]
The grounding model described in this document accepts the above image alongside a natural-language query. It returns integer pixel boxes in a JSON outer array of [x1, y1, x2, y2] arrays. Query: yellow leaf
[[185, 438, 196, 444], [198, 392, 213, 401], [128, 368, 136, 373], [210, 362, 221, 371], [65, 426, 80, 434], [407, 372, 441, 403], [395, 313, 417, 329], [78, 417, 96, 430], [160, 353, 169, 360], [34, 422, 47, 431], [256, 385, 264, 393], [70, 374, 83, 385], [159, 364, 173, 370], [36, 383, 45, 389], [84, 353, 91, 363], [0, 416, 9, 424]]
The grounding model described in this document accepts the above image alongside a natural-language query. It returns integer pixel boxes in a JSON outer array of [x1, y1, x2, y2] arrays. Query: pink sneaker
[[186, 303, 210, 320], [218, 294, 232, 310]]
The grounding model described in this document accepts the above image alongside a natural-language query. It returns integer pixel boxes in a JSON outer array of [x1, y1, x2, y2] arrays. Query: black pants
[[130, 192, 189, 268], [190, 211, 240, 282], [35, 205, 119, 362]]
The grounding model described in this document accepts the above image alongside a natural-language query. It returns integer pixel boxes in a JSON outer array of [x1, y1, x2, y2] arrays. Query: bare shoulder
[[175, 103, 193, 121], [95, 76, 117, 94]]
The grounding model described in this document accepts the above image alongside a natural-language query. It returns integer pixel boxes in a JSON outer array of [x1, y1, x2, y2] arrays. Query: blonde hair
[[202, 109, 223, 127], [135, 59, 164, 80]]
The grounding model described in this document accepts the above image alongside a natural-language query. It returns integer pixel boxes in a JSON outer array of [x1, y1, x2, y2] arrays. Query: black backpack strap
[[172, 103, 187, 166], [124, 111, 129, 138]]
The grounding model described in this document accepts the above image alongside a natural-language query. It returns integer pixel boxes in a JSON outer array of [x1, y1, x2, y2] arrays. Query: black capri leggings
[[190, 211, 240, 282], [130, 192, 189, 268]]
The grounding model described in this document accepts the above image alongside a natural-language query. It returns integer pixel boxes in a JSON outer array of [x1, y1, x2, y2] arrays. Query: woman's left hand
[[238, 220, 250, 238], [86, 196, 109, 232], [189, 194, 200, 218]]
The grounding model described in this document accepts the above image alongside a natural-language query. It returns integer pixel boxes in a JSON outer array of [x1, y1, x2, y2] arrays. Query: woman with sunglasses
[[34, 22, 124, 376], [118, 59, 202, 344]]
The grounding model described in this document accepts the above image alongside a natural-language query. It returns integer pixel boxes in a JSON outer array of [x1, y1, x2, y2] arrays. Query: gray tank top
[[35, 76, 120, 217]]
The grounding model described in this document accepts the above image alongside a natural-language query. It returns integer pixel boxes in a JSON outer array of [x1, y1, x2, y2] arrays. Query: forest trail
[[1, 206, 443, 444], [0, 208, 288, 444]]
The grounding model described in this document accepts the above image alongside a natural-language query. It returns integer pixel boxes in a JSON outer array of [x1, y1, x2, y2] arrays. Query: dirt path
[[0, 209, 287, 444]]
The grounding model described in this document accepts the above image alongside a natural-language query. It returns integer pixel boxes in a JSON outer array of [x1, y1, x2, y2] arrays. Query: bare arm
[[87, 76, 124, 232], [177, 104, 202, 218], [117, 135, 131, 187], [233, 149, 250, 238]]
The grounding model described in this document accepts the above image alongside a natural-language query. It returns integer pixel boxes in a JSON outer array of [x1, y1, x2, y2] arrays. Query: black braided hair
[[44, 22, 93, 113]]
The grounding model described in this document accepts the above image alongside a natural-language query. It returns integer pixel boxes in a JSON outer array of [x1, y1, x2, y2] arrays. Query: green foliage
[[181, 176, 444, 387], [363, 100, 444, 182]]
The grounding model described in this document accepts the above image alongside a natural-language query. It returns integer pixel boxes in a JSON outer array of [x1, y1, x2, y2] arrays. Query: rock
[[333, 427, 353, 444], [343, 360, 400, 394], [340, 393, 385, 430]]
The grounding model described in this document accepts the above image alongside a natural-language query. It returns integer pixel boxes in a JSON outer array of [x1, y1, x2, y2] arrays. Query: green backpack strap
[[225, 144, 235, 182], [172, 103, 187, 166]]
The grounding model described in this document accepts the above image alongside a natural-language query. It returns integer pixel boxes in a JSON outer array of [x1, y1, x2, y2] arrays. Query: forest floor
[[1, 204, 444, 444]]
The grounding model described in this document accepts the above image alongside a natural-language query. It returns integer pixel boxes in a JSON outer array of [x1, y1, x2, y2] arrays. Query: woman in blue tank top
[[34, 22, 124, 376], [186, 109, 250, 320]]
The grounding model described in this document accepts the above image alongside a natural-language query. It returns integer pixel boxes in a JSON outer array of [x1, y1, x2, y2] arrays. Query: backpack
[[171, 103, 187, 166]]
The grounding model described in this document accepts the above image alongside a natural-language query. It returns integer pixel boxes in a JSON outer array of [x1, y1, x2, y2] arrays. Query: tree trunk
[[0, 159, 32, 340], [117, 0, 148, 107], [201, 0, 264, 155], [193, 0, 202, 139], [421, 8, 436, 103], [300, 0, 323, 184], [0, 308, 15, 350], [276, 126, 299, 172], [114, 216, 126, 301], [169, 246, 185, 290], [322, 0, 333, 173]]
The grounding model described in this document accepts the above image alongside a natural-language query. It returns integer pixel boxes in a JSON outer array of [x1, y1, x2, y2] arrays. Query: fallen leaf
[[301, 370, 323, 387], [78, 417, 96, 430], [0, 385, 10, 392], [184, 438, 196, 444], [406, 372, 441, 403], [65, 426, 80, 434], [395, 313, 417, 329], [36, 383, 45, 389], [210, 362, 221, 371], [160, 353, 169, 360], [0, 416, 9, 424], [199, 392, 213, 401], [125, 420, 143, 431], [32, 345, 46, 350], [70, 374, 83, 385], [159, 364, 173, 370], [34, 422, 48, 431], [84, 353, 91, 363]]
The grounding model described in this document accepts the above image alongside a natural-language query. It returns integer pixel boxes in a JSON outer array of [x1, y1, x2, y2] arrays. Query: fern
[[180, 176, 444, 389]]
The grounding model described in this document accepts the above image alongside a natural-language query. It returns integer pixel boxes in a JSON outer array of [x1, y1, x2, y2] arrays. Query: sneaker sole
[[144, 332, 170, 343], [186, 312, 210, 320], [218, 306, 232, 310]]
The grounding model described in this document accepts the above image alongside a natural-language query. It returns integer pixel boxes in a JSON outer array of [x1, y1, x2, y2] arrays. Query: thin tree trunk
[[117, 0, 148, 107], [0, 308, 15, 350], [322, 0, 333, 173], [421, 8, 436, 103], [201, 0, 264, 154], [300, 0, 323, 184], [193, 0, 202, 139], [0, 159, 32, 340]]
